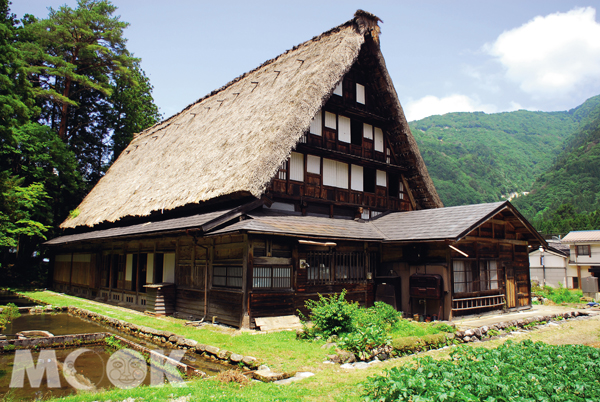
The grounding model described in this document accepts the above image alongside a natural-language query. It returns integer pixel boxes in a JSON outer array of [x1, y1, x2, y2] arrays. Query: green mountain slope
[[409, 95, 600, 207], [512, 96, 600, 232]]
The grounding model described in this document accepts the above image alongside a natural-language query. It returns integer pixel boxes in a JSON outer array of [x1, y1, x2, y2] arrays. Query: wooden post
[[69, 252, 74, 293]]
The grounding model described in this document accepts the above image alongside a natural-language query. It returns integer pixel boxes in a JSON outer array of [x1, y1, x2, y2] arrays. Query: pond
[[1, 313, 233, 400], [0, 345, 149, 401], [0, 290, 40, 307]]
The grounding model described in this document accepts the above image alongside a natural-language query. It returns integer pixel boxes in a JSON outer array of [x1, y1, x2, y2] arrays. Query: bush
[[0, 303, 20, 331], [300, 289, 358, 338], [355, 301, 402, 329], [338, 325, 391, 358], [532, 283, 583, 304]]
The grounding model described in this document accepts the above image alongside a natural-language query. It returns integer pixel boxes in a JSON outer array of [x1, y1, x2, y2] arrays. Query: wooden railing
[[452, 294, 505, 311]]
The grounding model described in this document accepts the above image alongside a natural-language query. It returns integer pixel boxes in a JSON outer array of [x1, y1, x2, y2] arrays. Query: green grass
[[7, 290, 600, 402], [19, 291, 328, 373], [389, 320, 454, 338], [531, 285, 583, 305]]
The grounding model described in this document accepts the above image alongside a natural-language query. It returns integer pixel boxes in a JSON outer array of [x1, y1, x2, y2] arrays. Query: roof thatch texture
[[61, 10, 441, 229]]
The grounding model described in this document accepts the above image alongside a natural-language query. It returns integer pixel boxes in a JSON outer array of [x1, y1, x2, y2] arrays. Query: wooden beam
[[401, 174, 417, 210], [464, 236, 528, 245], [200, 197, 267, 233], [488, 219, 506, 225]]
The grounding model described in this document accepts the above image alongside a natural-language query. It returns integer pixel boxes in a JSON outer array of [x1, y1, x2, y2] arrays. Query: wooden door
[[505, 264, 517, 308]]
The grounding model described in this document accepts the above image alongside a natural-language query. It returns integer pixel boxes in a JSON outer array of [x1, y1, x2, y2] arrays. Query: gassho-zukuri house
[[45, 11, 546, 328]]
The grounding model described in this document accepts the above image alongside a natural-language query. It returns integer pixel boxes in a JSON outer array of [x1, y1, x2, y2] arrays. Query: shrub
[[0, 303, 20, 331], [352, 301, 402, 331], [300, 289, 358, 338], [338, 325, 391, 358], [532, 283, 582, 304]]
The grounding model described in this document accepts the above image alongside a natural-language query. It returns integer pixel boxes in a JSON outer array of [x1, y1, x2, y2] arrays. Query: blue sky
[[11, 1, 600, 121]]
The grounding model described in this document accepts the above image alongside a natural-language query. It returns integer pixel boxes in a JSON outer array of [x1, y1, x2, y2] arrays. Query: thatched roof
[[61, 10, 441, 229]]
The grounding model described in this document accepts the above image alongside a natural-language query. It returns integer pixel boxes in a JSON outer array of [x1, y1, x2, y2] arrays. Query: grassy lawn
[[19, 291, 330, 373], [9, 291, 600, 402]]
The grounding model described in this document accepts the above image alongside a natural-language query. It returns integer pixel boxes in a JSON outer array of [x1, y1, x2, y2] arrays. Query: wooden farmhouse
[[46, 11, 546, 327]]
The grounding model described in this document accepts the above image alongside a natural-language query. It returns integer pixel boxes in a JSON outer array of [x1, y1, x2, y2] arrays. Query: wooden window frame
[[576, 245, 591, 257], [212, 265, 243, 289], [252, 266, 292, 290], [306, 251, 374, 285]]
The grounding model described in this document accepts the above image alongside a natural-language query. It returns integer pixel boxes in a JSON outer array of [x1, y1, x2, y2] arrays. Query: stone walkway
[[452, 305, 599, 330]]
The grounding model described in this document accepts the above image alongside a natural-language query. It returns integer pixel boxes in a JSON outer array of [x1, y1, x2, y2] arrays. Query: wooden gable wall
[[267, 58, 416, 219]]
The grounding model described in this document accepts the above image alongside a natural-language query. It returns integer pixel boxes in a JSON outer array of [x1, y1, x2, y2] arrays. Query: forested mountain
[[409, 96, 600, 207], [512, 96, 600, 234]]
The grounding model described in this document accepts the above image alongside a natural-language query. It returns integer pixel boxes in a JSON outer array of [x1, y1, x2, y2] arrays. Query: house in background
[[45, 11, 545, 327], [561, 230, 600, 289], [528, 240, 569, 288]]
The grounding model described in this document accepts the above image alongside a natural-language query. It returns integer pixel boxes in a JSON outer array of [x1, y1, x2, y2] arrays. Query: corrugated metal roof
[[562, 230, 600, 243], [45, 209, 232, 245], [372, 201, 506, 241]]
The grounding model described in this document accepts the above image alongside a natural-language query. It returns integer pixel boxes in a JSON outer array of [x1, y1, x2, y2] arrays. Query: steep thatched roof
[[61, 10, 441, 229]]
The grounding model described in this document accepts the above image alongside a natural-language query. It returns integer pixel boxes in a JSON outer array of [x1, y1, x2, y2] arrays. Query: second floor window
[[576, 245, 591, 257]]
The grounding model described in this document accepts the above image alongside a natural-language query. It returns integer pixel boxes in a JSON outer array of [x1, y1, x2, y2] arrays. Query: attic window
[[356, 84, 365, 104], [333, 81, 343, 96], [364, 167, 376, 193], [351, 164, 363, 191], [376, 170, 387, 187], [323, 158, 348, 189], [290, 152, 304, 182], [307, 155, 321, 174], [309, 111, 322, 136], [389, 174, 404, 199], [338, 115, 351, 143], [278, 160, 288, 180], [325, 112, 337, 129], [374, 127, 384, 152], [351, 119, 362, 145], [363, 123, 373, 140]]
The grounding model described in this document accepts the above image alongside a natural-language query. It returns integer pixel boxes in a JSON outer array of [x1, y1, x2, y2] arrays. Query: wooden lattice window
[[306, 251, 374, 285], [277, 160, 287, 180], [253, 266, 292, 289], [453, 259, 499, 293], [212, 266, 242, 288]]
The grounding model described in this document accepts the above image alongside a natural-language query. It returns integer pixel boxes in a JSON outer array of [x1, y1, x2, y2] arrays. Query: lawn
[[8, 291, 600, 402]]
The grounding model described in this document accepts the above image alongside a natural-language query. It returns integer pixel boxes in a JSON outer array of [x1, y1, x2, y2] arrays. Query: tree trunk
[[58, 76, 72, 140]]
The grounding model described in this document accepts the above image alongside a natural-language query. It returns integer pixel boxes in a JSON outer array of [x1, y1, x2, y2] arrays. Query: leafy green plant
[[300, 289, 358, 338], [363, 340, 600, 401], [356, 301, 402, 329], [532, 284, 583, 304], [0, 303, 20, 330], [338, 325, 390, 359], [487, 328, 501, 337]]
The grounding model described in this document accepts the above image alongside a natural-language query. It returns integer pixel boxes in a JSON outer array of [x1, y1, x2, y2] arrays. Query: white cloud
[[404, 94, 497, 121], [486, 7, 600, 97]]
